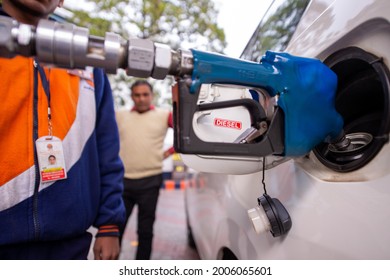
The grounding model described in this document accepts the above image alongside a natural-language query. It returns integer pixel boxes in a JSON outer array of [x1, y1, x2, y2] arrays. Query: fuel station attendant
[[0, 0, 125, 260], [116, 80, 174, 260]]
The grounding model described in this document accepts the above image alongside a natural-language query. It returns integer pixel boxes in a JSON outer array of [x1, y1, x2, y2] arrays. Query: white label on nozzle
[[214, 118, 242, 130], [18, 24, 32, 45]]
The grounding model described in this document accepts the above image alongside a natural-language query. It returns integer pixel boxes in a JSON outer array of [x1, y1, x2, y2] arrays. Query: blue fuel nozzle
[[174, 49, 344, 157]]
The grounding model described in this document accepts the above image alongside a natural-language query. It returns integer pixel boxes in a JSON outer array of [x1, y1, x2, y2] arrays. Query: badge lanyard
[[34, 59, 53, 137], [34, 59, 67, 183]]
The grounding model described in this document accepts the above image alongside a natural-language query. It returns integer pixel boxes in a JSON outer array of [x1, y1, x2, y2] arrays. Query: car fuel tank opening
[[314, 47, 390, 172]]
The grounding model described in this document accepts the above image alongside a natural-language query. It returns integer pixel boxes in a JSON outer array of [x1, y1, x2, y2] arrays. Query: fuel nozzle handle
[[0, 15, 193, 78]]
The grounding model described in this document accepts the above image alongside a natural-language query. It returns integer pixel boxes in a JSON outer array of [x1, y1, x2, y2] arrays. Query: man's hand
[[93, 236, 120, 260]]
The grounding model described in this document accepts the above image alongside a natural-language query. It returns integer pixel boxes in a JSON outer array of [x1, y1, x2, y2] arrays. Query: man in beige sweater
[[116, 80, 174, 259]]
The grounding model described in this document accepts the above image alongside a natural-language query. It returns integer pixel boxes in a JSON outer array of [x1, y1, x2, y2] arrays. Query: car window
[[240, 0, 310, 62]]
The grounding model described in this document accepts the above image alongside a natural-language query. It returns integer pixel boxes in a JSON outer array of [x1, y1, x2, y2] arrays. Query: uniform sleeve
[[92, 68, 126, 237]]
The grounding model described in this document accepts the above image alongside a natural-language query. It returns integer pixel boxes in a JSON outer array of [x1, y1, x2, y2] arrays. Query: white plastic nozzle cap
[[247, 205, 271, 234], [18, 24, 33, 46]]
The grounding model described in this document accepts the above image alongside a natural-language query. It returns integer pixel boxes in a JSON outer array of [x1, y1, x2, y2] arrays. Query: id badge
[[36, 136, 67, 183]]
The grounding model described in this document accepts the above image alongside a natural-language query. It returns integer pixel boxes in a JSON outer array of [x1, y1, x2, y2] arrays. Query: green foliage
[[70, 9, 111, 37], [64, 0, 227, 109], [66, 0, 226, 52]]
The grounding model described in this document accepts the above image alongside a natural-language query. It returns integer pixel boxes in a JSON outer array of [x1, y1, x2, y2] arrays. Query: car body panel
[[184, 0, 390, 259]]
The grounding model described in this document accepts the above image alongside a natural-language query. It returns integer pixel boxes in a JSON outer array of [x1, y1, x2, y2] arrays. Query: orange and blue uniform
[[0, 54, 125, 253]]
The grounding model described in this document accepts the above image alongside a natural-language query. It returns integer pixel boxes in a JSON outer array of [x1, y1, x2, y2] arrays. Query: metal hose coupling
[[0, 15, 194, 79]]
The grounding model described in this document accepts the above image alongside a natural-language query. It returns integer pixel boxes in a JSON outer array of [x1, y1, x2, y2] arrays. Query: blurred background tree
[[63, 0, 227, 109]]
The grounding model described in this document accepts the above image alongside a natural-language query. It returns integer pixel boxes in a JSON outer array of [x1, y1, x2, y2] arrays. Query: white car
[[183, 0, 390, 259]]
